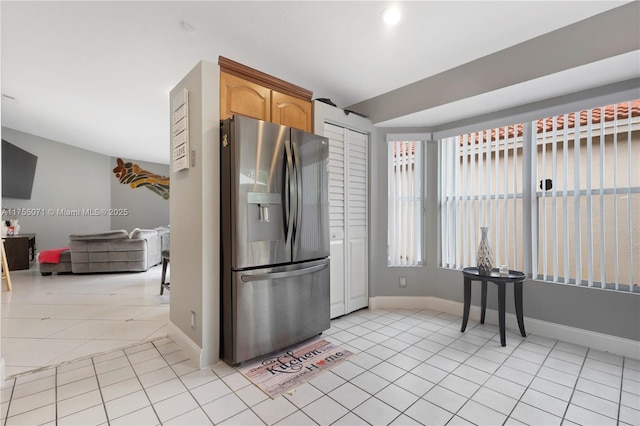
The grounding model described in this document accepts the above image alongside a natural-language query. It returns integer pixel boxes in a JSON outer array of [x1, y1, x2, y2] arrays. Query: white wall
[[168, 61, 220, 368]]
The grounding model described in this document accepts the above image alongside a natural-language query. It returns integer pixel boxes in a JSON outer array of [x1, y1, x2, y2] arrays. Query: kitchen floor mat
[[236, 337, 354, 398]]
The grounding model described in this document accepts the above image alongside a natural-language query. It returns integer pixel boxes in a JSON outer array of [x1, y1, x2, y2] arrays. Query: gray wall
[[110, 157, 170, 231], [1, 128, 111, 250], [169, 61, 220, 367], [368, 126, 435, 298]]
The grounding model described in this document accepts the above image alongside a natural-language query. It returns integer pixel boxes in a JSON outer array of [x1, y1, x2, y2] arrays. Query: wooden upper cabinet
[[220, 72, 271, 122], [219, 56, 313, 132], [271, 91, 312, 131]]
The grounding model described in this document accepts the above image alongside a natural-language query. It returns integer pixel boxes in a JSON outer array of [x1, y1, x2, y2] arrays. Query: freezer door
[[290, 128, 330, 262], [228, 259, 330, 365], [227, 115, 291, 269]]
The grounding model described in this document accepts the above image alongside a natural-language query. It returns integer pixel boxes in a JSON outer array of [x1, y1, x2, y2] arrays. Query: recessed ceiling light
[[180, 20, 198, 36], [381, 7, 401, 26]]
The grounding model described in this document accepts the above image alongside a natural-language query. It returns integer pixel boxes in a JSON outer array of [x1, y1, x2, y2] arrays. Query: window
[[388, 140, 424, 266], [535, 102, 639, 291], [439, 100, 639, 293], [440, 126, 524, 272]]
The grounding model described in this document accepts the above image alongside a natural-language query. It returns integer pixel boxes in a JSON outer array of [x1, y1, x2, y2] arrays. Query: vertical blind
[[535, 101, 639, 291], [388, 140, 423, 266], [440, 99, 639, 293], [440, 127, 524, 271]]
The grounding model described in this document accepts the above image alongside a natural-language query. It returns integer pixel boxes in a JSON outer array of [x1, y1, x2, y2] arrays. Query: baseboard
[[167, 321, 205, 369], [368, 296, 640, 359]]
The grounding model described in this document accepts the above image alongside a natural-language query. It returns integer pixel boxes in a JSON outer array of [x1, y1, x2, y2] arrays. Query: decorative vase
[[476, 226, 494, 275]]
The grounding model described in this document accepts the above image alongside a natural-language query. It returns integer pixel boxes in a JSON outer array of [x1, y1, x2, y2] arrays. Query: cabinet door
[[271, 91, 312, 132], [220, 72, 271, 121]]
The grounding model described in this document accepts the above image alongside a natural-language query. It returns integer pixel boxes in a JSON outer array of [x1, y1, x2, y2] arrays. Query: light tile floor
[[2, 266, 169, 377], [1, 306, 639, 425]]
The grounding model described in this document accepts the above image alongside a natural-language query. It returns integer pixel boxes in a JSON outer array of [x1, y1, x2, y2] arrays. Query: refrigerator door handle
[[240, 262, 329, 283], [291, 140, 303, 253], [283, 142, 295, 250]]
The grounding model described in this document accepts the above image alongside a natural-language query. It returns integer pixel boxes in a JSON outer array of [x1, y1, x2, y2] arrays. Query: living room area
[[1, 127, 172, 378]]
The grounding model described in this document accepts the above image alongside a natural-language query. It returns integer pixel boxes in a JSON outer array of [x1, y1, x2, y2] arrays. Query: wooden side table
[[461, 267, 526, 346], [3, 233, 36, 270]]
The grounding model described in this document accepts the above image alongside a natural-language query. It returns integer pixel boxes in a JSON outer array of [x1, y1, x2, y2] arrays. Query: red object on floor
[[38, 247, 69, 264]]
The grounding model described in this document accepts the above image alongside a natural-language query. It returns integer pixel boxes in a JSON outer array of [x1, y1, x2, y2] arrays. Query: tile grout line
[[300, 337, 382, 425], [152, 344, 212, 424], [443, 323, 526, 425], [400, 315, 485, 425], [4, 334, 170, 382], [568, 348, 627, 423], [347, 311, 561, 425], [358, 311, 455, 421], [54, 366, 58, 426], [398, 313, 491, 422], [617, 356, 625, 425], [503, 338, 563, 425], [2, 380, 16, 426], [90, 355, 110, 426], [330, 311, 441, 424], [559, 345, 590, 424], [122, 343, 164, 425], [333, 311, 485, 425], [157, 340, 219, 425]]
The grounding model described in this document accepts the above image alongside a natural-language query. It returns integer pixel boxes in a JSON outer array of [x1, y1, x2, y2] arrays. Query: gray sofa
[[40, 227, 169, 275]]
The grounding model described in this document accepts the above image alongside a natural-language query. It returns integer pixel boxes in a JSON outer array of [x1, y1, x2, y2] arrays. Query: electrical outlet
[[399, 276, 407, 288], [190, 311, 196, 330]]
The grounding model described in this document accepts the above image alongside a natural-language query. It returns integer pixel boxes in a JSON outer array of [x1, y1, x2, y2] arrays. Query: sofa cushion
[[70, 230, 129, 241], [130, 228, 158, 240], [155, 226, 170, 236]]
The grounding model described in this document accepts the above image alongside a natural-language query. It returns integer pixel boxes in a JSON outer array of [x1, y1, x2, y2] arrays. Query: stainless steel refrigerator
[[220, 115, 330, 365]]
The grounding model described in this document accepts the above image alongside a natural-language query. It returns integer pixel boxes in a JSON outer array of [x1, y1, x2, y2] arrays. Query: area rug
[[237, 338, 354, 398]]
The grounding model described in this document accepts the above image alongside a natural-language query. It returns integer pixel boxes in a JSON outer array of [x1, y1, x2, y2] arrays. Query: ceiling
[[2, 1, 639, 164]]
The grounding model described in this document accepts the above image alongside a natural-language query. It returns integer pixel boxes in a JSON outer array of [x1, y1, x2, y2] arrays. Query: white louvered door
[[324, 123, 368, 318], [346, 130, 368, 313], [325, 123, 347, 318]]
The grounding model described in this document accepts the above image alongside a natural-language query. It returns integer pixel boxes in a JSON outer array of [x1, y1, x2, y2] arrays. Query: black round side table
[[460, 267, 526, 346]]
